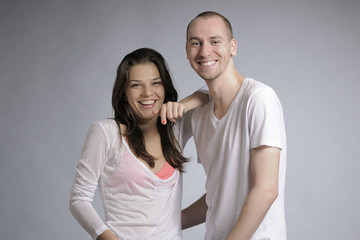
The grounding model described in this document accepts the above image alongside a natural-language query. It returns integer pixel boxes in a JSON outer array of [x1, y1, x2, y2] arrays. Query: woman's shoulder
[[97, 118, 128, 136], [89, 118, 120, 136], [91, 119, 125, 149], [93, 118, 115, 129]]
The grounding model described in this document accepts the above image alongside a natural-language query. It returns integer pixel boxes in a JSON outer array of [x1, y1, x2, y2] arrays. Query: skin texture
[[183, 15, 281, 239]]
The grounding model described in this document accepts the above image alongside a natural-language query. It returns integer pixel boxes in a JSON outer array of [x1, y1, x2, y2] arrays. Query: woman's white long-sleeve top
[[69, 118, 193, 240]]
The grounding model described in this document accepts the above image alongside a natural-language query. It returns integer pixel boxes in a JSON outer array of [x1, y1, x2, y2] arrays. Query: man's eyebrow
[[188, 37, 200, 41], [188, 36, 224, 41], [208, 35, 225, 41]]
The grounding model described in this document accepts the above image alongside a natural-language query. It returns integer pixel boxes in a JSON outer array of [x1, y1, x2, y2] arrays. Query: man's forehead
[[190, 16, 224, 27], [187, 17, 229, 39]]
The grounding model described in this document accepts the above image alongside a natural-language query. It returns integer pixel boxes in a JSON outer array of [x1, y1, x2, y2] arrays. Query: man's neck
[[206, 71, 245, 120]]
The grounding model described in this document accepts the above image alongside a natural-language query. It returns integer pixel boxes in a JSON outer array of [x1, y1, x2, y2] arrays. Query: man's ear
[[230, 38, 237, 57], [185, 43, 190, 60]]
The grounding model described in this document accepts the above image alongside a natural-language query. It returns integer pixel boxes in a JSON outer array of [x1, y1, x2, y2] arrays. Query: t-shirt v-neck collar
[[210, 78, 249, 122], [122, 135, 176, 181]]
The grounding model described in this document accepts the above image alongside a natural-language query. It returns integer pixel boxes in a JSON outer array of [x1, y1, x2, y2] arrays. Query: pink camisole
[[156, 161, 175, 179]]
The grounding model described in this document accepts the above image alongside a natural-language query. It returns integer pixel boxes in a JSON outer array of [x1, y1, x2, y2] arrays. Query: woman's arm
[[96, 230, 119, 240], [69, 121, 111, 239]]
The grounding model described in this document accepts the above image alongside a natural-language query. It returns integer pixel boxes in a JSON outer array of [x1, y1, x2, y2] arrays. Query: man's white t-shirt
[[191, 78, 287, 240]]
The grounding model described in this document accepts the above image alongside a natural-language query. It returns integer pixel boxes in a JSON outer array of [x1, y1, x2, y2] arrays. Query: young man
[[181, 11, 287, 240]]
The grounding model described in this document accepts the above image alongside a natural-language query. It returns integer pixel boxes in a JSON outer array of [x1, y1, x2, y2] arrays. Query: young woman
[[69, 48, 208, 240]]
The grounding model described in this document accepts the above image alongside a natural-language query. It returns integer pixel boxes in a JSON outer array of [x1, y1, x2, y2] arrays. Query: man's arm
[[153, 91, 209, 124], [179, 91, 209, 114], [182, 194, 208, 230], [226, 146, 280, 240]]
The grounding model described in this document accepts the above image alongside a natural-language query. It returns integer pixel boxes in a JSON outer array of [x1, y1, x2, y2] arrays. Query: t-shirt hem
[[93, 226, 110, 240], [251, 140, 283, 150]]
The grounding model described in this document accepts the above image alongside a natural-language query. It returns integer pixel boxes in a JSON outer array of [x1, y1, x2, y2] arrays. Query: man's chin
[[197, 73, 218, 82]]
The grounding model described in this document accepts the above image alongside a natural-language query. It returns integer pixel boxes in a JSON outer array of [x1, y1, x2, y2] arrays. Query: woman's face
[[125, 62, 165, 122]]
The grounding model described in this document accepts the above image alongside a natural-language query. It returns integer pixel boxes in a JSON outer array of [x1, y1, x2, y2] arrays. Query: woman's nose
[[142, 85, 153, 96]]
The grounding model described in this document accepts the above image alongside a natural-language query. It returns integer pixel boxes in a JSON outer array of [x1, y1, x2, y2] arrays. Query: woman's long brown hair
[[112, 48, 188, 172]]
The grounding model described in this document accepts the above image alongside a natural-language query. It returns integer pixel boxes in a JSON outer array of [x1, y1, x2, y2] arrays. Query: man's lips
[[198, 60, 217, 66]]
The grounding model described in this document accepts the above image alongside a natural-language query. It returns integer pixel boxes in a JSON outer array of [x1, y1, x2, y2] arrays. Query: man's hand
[[153, 101, 186, 125], [153, 91, 209, 125]]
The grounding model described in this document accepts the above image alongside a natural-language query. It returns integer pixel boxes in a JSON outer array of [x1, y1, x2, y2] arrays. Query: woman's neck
[[138, 117, 159, 137]]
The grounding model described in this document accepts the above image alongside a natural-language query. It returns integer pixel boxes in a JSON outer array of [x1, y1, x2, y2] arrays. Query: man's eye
[[192, 42, 200, 46]]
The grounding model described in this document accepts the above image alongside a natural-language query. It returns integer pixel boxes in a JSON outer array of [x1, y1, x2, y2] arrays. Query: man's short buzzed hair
[[186, 11, 233, 41]]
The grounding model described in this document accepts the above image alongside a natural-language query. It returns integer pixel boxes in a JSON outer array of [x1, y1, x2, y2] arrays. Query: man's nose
[[199, 42, 211, 57]]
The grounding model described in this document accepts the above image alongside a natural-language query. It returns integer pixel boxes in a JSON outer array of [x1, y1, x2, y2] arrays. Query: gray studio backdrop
[[1, 0, 359, 239]]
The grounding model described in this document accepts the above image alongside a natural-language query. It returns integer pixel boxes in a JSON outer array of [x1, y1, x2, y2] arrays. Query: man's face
[[186, 16, 237, 82]]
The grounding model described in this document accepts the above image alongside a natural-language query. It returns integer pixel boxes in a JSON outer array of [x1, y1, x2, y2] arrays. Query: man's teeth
[[140, 100, 155, 105], [200, 61, 216, 66]]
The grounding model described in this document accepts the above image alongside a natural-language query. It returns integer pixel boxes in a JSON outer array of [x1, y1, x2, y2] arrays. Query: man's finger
[[160, 104, 168, 125]]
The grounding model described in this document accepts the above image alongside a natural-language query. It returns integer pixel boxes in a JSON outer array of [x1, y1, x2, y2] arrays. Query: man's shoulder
[[245, 78, 271, 90], [243, 78, 275, 97]]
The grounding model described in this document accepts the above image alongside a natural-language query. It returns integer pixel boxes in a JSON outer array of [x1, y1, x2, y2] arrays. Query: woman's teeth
[[140, 100, 155, 105]]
